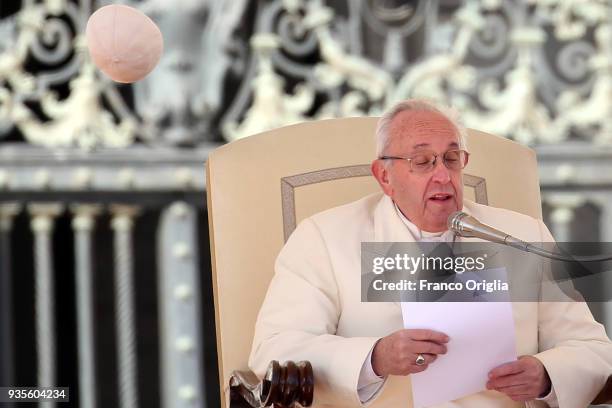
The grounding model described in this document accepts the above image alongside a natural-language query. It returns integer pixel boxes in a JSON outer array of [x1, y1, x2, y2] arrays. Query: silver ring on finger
[[415, 354, 426, 366]]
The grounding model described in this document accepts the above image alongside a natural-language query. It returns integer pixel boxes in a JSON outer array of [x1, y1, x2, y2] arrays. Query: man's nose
[[431, 159, 451, 183]]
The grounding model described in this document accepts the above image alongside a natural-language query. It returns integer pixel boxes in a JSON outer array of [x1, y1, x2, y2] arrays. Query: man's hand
[[487, 356, 552, 402], [371, 329, 449, 377]]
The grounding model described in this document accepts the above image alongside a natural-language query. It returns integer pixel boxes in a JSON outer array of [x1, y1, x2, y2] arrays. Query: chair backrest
[[206, 117, 542, 405]]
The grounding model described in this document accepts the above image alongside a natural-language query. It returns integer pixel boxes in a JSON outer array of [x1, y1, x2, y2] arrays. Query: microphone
[[447, 211, 528, 250], [447, 211, 612, 262]]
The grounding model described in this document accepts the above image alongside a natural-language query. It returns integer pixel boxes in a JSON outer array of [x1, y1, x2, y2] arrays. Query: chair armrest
[[592, 375, 612, 405], [229, 360, 314, 408]]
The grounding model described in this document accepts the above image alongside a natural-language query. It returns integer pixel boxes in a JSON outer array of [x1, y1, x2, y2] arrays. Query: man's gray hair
[[375, 99, 468, 158]]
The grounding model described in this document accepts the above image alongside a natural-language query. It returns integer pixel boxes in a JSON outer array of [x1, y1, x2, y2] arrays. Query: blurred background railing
[[0, 0, 610, 407]]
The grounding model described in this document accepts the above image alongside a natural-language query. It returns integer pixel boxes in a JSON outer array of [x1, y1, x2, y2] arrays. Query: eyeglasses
[[379, 149, 469, 173]]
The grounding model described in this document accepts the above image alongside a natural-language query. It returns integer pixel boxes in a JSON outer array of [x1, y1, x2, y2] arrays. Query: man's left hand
[[486, 355, 551, 402]]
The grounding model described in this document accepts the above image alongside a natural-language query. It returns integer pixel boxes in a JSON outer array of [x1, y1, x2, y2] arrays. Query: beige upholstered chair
[[206, 117, 610, 407]]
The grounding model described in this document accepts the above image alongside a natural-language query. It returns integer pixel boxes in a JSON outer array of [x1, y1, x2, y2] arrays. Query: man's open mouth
[[429, 193, 453, 202]]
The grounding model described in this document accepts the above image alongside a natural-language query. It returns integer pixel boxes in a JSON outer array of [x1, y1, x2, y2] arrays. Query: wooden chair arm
[[592, 375, 612, 405], [229, 361, 314, 408]]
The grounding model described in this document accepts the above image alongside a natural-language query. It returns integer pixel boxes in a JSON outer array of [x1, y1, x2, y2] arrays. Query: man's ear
[[371, 160, 393, 197]]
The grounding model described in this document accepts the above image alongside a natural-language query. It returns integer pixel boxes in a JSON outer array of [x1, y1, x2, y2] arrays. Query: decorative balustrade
[[0, 146, 218, 408]]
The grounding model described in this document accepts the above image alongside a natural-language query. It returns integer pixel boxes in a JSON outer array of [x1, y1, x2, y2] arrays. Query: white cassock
[[249, 193, 612, 407]]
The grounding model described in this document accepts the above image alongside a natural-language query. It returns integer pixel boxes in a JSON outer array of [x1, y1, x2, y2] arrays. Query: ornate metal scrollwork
[[0, 0, 610, 147]]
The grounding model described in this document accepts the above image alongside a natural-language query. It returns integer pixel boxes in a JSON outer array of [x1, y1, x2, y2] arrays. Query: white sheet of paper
[[401, 269, 517, 408]]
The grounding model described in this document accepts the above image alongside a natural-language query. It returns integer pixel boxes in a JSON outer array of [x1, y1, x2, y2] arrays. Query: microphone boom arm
[[448, 211, 612, 263]]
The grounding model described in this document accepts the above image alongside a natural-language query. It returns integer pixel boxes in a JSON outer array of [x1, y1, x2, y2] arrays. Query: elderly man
[[249, 100, 612, 407]]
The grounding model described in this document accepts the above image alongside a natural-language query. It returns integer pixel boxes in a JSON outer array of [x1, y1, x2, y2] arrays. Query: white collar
[[393, 203, 455, 243]]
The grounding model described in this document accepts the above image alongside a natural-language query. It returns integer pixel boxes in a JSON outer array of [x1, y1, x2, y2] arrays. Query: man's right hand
[[371, 329, 450, 377]]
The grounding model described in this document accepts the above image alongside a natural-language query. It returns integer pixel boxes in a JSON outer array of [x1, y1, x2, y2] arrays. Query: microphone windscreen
[[447, 211, 468, 232]]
